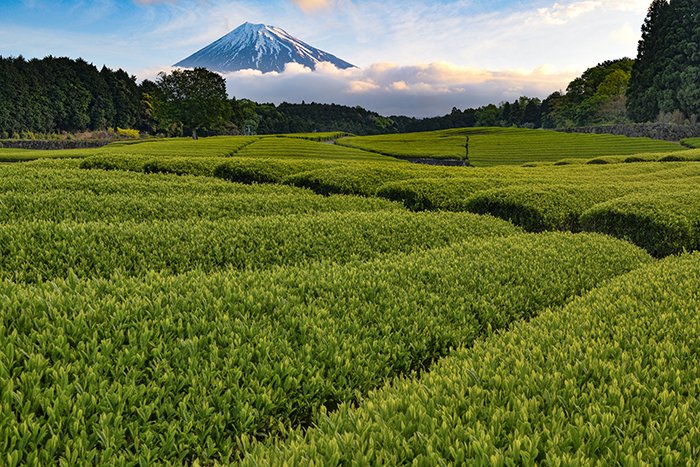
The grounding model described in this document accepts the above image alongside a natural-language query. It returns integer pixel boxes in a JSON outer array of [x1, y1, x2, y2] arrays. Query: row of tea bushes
[[0, 233, 651, 465], [79, 154, 223, 176], [0, 164, 401, 223], [464, 184, 634, 231], [212, 158, 342, 185], [0, 211, 521, 283], [76, 152, 700, 256], [581, 188, 700, 257], [369, 164, 700, 255], [80, 153, 456, 191], [283, 164, 453, 196], [244, 252, 699, 465], [235, 137, 387, 161], [337, 127, 684, 166], [552, 148, 700, 165]]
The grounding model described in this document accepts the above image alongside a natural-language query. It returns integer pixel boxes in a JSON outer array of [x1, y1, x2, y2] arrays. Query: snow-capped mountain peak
[[174, 22, 356, 73]]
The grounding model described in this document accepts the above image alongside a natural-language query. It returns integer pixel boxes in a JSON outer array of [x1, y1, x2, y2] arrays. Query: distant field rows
[[1, 126, 689, 166], [337, 127, 685, 166]]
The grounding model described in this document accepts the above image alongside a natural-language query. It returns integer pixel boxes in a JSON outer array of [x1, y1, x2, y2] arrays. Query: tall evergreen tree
[[627, 0, 700, 122], [671, 0, 700, 120]]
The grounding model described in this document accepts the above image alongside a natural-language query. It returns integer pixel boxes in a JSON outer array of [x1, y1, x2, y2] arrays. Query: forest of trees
[[0, 56, 142, 137], [233, 98, 544, 135], [1, 0, 697, 139], [539, 58, 634, 128]]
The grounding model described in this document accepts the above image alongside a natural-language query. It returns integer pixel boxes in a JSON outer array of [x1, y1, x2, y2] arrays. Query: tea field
[[1, 128, 698, 464], [336, 127, 685, 165]]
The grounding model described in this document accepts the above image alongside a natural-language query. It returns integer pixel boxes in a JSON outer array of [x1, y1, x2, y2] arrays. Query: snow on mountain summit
[[174, 22, 356, 73]]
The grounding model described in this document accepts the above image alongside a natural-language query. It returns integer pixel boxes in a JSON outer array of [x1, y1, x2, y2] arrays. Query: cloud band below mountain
[[222, 61, 575, 117]]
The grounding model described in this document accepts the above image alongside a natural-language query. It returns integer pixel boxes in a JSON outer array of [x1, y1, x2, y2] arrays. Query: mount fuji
[[174, 22, 356, 74]]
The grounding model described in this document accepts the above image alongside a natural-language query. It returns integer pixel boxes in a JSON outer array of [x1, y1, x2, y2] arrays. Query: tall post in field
[[465, 135, 471, 166]]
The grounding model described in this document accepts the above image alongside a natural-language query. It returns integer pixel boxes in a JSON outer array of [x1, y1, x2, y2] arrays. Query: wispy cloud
[[535, 0, 648, 25], [291, 0, 332, 13]]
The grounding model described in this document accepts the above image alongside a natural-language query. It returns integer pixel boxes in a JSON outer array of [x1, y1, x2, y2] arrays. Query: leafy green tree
[[522, 98, 542, 128], [156, 68, 230, 139], [475, 104, 500, 127], [0, 55, 147, 135]]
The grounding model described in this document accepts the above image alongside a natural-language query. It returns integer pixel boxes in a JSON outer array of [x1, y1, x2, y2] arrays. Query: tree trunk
[[192, 128, 198, 140]]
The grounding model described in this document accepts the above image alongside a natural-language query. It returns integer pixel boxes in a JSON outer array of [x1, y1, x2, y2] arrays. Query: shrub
[[581, 188, 700, 257], [116, 127, 140, 139], [464, 184, 631, 231]]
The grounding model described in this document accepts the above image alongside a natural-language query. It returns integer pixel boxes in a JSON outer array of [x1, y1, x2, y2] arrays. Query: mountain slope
[[174, 22, 356, 73]]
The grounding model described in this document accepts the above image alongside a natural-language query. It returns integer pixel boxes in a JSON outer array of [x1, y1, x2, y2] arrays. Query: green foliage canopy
[[627, 0, 700, 122], [156, 68, 231, 139]]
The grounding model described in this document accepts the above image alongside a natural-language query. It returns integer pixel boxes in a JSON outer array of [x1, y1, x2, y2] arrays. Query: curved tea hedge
[[0, 164, 401, 223], [463, 184, 632, 231], [377, 177, 506, 211], [212, 158, 340, 184], [245, 252, 700, 465], [0, 233, 650, 465], [235, 137, 388, 161], [581, 188, 700, 257], [0, 211, 521, 283]]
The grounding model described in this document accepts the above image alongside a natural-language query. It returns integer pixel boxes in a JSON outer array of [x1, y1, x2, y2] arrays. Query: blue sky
[[0, 0, 651, 116]]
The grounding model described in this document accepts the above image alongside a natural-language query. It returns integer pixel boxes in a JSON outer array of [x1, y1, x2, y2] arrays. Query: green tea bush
[[236, 137, 383, 161], [284, 164, 454, 196], [212, 158, 338, 184], [0, 212, 520, 282], [244, 252, 699, 465], [682, 137, 700, 148], [80, 154, 222, 176], [581, 188, 700, 256], [0, 233, 650, 464], [0, 164, 401, 223], [282, 132, 351, 142], [377, 177, 506, 211], [464, 184, 632, 231]]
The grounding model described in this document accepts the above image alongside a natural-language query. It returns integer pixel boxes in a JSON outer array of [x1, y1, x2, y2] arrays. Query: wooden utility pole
[[465, 136, 471, 166]]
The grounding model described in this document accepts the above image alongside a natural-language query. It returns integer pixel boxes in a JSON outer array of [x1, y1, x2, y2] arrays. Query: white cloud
[[609, 22, 639, 47], [223, 61, 576, 117], [536, 1, 601, 25], [535, 0, 648, 25]]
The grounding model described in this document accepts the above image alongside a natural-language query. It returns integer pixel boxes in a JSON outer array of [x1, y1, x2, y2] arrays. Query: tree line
[[0, 56, 142, 137], [0, 55, 579, 138]]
